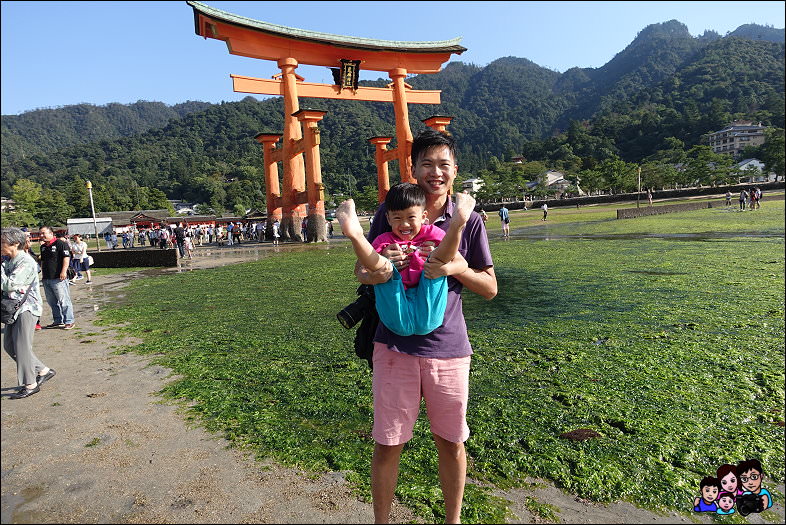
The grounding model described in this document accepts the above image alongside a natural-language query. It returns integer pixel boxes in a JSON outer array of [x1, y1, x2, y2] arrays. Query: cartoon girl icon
[[716, 464, 744, 496], [716, 492, 736, 515]]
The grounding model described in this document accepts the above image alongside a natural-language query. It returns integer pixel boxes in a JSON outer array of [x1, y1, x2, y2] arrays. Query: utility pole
[[637, 166, 642, 208], [86, 180, 101, 251]]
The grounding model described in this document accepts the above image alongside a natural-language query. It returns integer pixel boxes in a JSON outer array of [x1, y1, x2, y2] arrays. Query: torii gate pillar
[[390, 68, 414, 183], [279, 57, 307, 242], [423, 115, 455, 133]]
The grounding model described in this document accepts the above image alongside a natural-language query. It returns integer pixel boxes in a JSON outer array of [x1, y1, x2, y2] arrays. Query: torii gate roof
[[187, 1, 466, 73]]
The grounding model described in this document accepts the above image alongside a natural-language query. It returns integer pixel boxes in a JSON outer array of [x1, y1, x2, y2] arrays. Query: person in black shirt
[[173, 223, 186, 258], [38, 226, 75, 329]]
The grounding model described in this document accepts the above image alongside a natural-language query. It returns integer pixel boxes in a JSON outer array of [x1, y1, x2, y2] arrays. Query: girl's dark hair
[[716, 464, 736, 481], [385, 182, 426, 212]]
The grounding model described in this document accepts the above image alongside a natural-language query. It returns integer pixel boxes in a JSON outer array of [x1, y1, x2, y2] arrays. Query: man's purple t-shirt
[[367, 198, 493, 358]]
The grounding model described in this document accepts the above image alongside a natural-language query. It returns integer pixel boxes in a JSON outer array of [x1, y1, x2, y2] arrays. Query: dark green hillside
[[588, 37, 786, 161], [1, 100, 213, 165], [727, 23, 785, 42], [555, 20, 704, 128]]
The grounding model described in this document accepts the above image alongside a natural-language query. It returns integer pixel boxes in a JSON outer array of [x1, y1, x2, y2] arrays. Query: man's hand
[[417, 241, 436, 257], [423, 252, 468, 279], [356, 262, 393, 285]]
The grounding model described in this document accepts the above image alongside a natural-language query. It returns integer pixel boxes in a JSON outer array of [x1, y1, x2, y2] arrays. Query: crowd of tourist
[[726, 186, 764, 210], [96, 217, 335, 255]]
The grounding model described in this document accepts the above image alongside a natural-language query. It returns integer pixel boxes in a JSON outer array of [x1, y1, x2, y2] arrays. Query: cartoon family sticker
[[693, 459, 773, 516]]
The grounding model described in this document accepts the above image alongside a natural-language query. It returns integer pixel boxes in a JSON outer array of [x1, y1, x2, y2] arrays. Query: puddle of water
[[0, 485, 45, 524]]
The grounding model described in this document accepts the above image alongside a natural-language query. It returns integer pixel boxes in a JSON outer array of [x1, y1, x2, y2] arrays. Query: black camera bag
[[353, 285, 378, 369]]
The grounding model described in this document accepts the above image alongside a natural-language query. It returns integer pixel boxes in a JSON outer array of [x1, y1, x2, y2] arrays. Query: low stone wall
[[616, 201, 712, 219], [479, 180, 785, 213], [88, 248, 178, 268]]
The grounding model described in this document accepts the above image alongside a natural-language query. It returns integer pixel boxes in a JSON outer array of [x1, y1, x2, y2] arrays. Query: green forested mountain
[[1, 100, 213, 165], [1, 22, 783, 219], [727, 23, 785, 42]]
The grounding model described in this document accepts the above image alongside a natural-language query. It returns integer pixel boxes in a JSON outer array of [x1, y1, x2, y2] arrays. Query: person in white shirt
[[71, 234, 92, 283]]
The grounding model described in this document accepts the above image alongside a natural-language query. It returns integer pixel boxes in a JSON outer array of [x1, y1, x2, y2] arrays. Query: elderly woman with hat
[[2, 227, 56, 399]]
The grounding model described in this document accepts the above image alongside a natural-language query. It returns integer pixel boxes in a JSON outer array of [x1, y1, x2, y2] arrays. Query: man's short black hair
[[737, 459, 763, 476], [411, 129, 457, 166], [385, 182, 426, 212]]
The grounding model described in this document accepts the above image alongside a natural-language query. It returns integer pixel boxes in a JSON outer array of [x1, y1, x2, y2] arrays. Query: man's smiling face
[[413, 145, 458, 198]]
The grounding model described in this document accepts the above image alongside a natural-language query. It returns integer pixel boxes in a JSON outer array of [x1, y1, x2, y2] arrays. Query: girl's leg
[[429, 192, 475, 265], [336, 199, 390, 274], [374, 269, 416, 336], [410, 275, 448, 335]]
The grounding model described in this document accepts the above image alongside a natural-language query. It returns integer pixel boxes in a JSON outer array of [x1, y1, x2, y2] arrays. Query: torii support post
[[369, 136, 394, 203], [422, 116, 455, 194], [294, 109, 328, 242], [253, 132, 283, 240], [423, 115, 454, 133]]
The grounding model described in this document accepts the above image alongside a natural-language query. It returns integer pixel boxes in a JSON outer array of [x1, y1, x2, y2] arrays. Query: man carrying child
[[339, 129, 497, 524]]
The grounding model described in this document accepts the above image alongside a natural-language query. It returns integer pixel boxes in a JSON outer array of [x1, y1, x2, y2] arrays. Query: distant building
[[67, 218, 113, 237], [96, 209, 170, 230], [461, 177, 485, 193], [168, 200, 197, 215], [525, 170, 584, 196], [708, 120, 767, 158], [736, 158, 777, 183], [1, 198, 15, 212]]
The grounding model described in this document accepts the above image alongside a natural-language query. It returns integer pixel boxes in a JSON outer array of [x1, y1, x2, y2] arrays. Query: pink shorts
[[372, 342, 471, 445]]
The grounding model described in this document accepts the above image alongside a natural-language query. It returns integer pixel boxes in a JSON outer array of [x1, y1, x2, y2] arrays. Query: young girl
[[183, 233, 194, 259], [337, 182, 475, 336], [272, 219, 280, 246]]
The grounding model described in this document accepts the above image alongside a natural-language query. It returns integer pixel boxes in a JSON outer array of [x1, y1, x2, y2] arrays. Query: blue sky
[[2, 1, 784, 115]]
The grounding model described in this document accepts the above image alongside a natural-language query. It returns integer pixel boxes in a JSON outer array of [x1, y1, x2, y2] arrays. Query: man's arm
[[59, 256, 70, 280], [453, 266, 497, 300]]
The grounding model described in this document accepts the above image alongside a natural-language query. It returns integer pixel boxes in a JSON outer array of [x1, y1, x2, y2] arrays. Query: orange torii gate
[[188, 1, 465, 241]]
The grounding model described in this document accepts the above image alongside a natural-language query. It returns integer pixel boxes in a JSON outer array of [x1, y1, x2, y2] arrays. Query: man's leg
[[371, 343, 423, 523], [371, 443, 405, 523], [423, 355, 471, 524], [54, 279, 75, 325], [433, 434, 467, 524], [42, 280, 62, 325]]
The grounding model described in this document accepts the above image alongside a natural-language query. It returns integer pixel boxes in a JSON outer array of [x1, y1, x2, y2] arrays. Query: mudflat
[[2, 243, 782, 523]]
